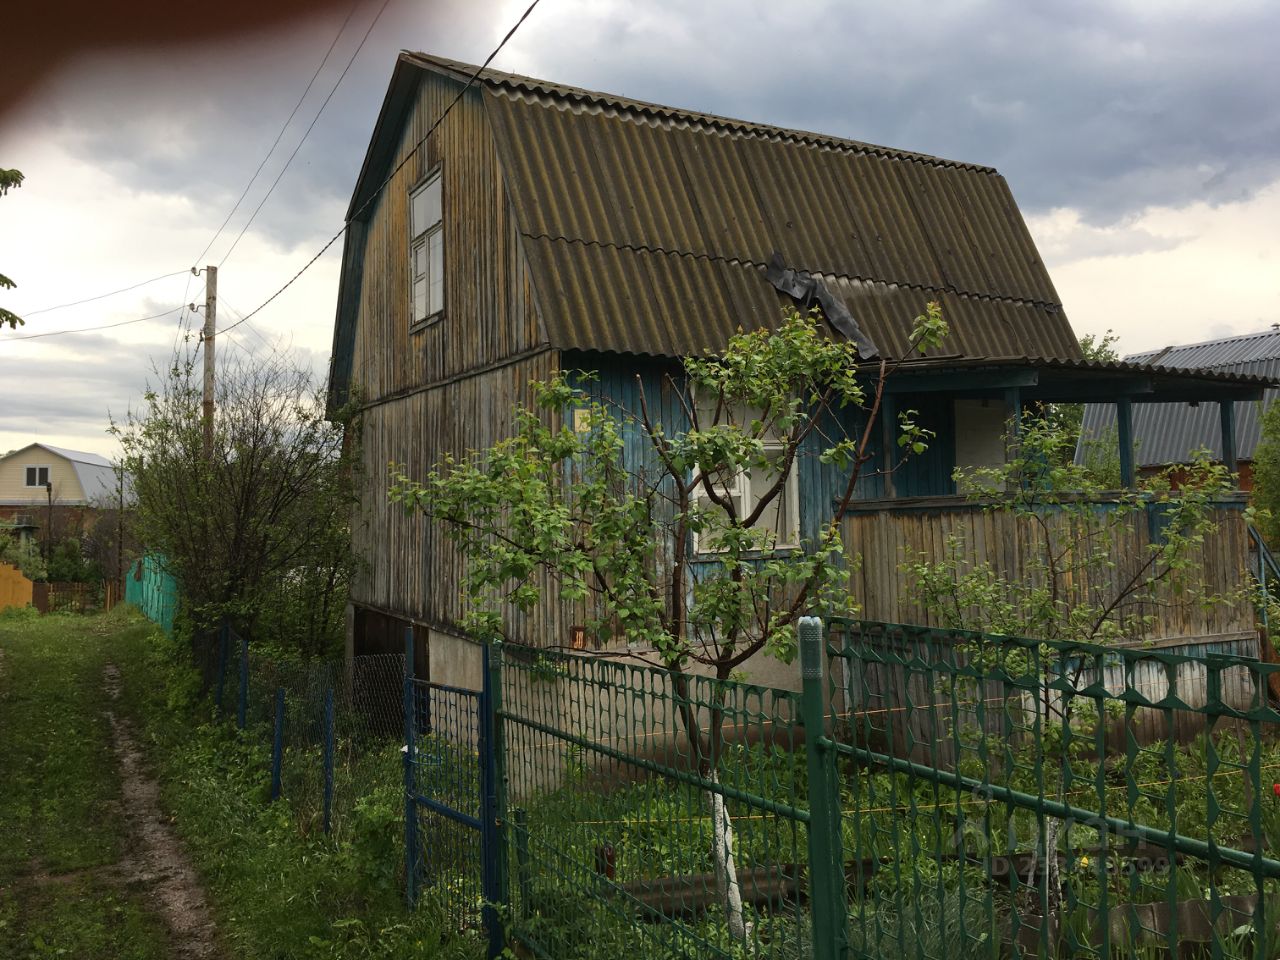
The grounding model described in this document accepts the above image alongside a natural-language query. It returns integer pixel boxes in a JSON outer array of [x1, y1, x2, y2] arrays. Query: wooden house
[[0, 442, 122, 541], [329, 53, 1272, 689]]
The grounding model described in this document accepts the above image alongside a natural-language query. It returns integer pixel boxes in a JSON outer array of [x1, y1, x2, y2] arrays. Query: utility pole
[[43, 480, 53, 559], [201, 265, 218, 461], [115, 465, 125, 606]]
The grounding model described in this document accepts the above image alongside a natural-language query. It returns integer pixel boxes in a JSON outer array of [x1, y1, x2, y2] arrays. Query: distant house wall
[[0, 450, 83, 504]]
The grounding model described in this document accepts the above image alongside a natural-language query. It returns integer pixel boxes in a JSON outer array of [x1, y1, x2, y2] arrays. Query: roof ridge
[[404, 51, 998, 175], [523, 231, 1064, 311], [1125, 326, 1280, 363]]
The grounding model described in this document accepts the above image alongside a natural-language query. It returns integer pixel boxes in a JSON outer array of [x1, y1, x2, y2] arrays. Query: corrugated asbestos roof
[[352, 53, 1079, 364], [1078, 329, 1280, 466]]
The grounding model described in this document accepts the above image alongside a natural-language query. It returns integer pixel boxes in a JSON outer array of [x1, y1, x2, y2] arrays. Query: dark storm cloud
[[514, 0, 1280, 224], [0, 336, 164, 436], [17, 0, 503, 260], [14, 0, 1277, 260]]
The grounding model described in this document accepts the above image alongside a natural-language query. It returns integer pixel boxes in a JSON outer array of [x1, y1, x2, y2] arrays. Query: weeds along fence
[[409, 620, 1280, 960], [195, 620, 404, 838]]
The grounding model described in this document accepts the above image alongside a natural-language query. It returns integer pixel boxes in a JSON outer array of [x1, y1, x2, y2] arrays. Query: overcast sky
[[2, 0, 1278, 458]]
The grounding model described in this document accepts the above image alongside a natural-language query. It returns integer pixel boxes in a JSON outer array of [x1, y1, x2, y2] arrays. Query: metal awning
[[874, 355, 1276, 403]]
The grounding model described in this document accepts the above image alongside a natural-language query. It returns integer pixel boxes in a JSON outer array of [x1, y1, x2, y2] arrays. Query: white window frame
[[691, 414, 801, 555], [409, 170, 444, 327], [25, 465, 51, 488]]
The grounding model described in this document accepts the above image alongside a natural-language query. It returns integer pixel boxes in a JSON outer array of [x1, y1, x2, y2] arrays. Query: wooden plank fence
[[0, 562, 33, 611], [841, 495, 1256, 646]]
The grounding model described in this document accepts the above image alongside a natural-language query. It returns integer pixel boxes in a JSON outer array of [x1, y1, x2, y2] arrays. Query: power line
[[216, 0, 546, 336], [4, 305, 186, 342], [190, 0, 361, 269], [217, 296, 275, 352], [216, 0, 392, 269], [21, 270, 187, 316]]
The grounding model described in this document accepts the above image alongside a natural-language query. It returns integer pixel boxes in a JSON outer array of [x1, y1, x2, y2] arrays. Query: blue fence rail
[[197, 619, 403, 838]]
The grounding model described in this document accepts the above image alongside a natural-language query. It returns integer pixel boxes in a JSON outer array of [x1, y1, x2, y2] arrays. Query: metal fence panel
[[826, 618, 1280, 960], [498, 645, 811, 960]]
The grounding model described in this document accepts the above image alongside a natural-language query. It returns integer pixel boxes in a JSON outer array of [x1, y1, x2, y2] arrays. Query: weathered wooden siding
[[566, 353, 895, 537], [346, 69, 558, 644], [352, 351, 559, 643], [347, 71, 546, 405], [842, 496, 1255, 645]]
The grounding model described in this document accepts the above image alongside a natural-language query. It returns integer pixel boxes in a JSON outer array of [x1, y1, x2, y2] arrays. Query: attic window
[[410, 172, 444, 325], [25, 466, 50, 487]]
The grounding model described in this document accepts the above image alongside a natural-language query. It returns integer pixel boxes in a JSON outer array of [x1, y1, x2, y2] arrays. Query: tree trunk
[[707, 769, 748, 942], [671, 671, 749, 944], [1042, 815, 1064, 922]]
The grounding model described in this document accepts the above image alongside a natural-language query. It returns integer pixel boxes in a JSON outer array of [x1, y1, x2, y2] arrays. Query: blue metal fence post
[[237, 629, 249, 730], [479, 642, 506, 959], [270, 687, 285, 801], [403, 626, 419, 907], [214, 618, 230, 713], [799, 616, 846, 960], [322, 685, 335, 835]]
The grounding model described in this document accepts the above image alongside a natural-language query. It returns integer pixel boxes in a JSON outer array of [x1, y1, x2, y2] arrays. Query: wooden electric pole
[[202, 265, 218, 460]]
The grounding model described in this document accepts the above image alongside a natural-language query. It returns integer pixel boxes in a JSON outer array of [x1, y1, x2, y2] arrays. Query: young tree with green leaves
[[1247, 398, 1280, 552], [389, 305, 947, 941], [906, 414, 1235, 925], [1, 168, 25, 330], [1039, 329, 1122, 476], [113, 350, 358, 658]]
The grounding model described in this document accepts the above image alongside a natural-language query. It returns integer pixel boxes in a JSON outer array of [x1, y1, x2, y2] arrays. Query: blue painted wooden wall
[[565, 351, 958, 542]]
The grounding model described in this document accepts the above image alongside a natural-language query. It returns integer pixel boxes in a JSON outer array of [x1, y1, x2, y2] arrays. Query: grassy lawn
[[0, 607, 171, 960], [0, 606, 481, 960]]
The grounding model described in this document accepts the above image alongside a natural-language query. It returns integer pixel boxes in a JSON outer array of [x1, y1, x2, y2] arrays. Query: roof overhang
[[877, 356, 1274, 404]]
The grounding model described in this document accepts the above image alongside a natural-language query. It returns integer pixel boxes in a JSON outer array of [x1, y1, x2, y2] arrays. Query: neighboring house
[[0, 442, 124, 536], [329, 53, 1271, 685], [1078, 327, 1280, 491]]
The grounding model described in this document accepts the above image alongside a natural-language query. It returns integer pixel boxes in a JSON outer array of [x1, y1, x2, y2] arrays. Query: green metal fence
[[414, 620, 1280, 959], [826, 618, 1280, 960], [499, 644, 812, 959]]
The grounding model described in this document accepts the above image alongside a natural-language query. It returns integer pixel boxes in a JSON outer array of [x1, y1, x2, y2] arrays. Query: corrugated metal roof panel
[[410, 52, 994, 172], [1128, 329, 1280, 368], [1078, 331, 1280, 465], [521, 235, 1073, 362], [392, 52, 1078, 361], [1080, 394, 1273, 467]]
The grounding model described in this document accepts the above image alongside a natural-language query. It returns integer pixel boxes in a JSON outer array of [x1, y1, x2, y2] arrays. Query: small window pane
[[422, 178, 441, 227], [748, 453, 798, 548], [428, 230, 444, 314], [26, 466, 35, 486], [412, 240, 426, 279], [411, 177, 441, 237], [413, 277, 427, 322]]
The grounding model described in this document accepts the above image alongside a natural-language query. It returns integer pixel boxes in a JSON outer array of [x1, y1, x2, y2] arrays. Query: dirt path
[[103, 663, 223, 960]]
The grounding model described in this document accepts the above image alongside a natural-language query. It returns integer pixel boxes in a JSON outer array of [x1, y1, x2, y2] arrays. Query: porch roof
[[874, 355, 1277, 403]]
